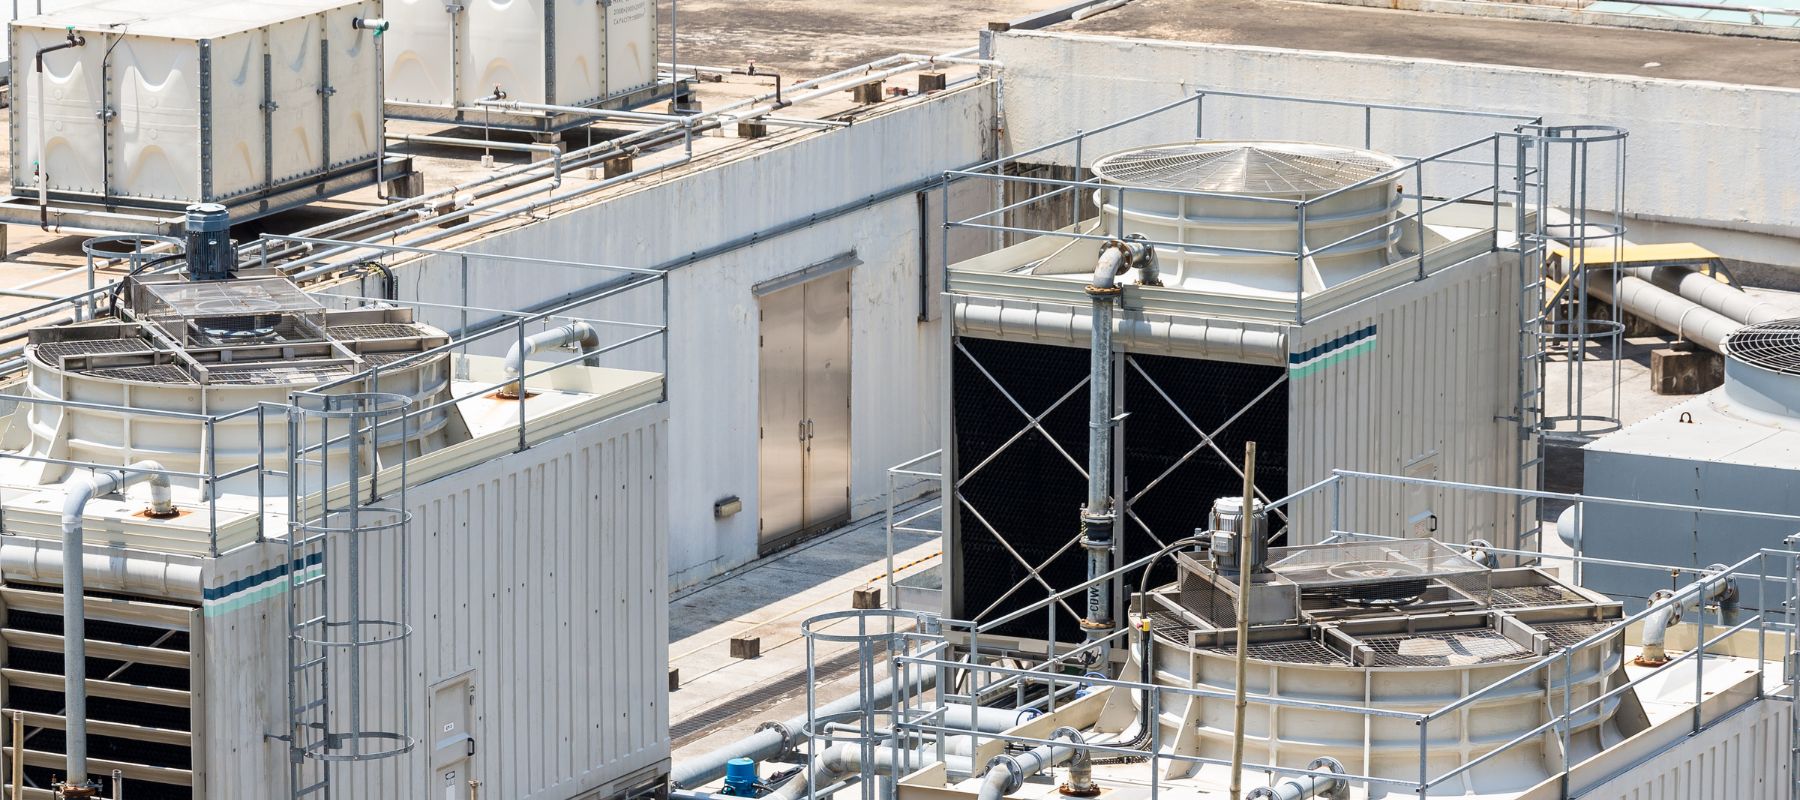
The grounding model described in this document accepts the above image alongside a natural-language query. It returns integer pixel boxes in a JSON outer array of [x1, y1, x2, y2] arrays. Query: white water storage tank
[[384, 0, 658, 130], [1090, 141, 1404, 294], [9, 0, 386, 209]]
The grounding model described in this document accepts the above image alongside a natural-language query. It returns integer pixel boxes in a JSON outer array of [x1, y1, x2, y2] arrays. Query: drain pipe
[[34, 30, 87, 231], [1081, 237, 1154, 647], [976, 727, 1083, 800], [498, 322, 600, 399], [672, 673, 938, 789], [1245, 757, 1347, 800], [60, 461, 173, 794], [1636, 564, 1737, 666]]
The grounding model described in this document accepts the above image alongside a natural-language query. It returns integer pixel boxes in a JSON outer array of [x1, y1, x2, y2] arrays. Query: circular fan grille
[[1091, 142, 1401, 194], [1724, 318, 1800, 375]]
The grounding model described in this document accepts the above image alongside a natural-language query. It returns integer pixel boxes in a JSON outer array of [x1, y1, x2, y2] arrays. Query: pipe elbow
[[136, 460, 175, 517], [1091, 237, 1155, 295], [977, 760, 1019, 800], [1050, 727, 1094, 795], [60, 474, 111, 528], [1636, 588, 1680, 666]]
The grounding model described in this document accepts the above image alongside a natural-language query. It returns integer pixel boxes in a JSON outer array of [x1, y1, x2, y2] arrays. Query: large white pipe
[[60, 461, 172, 788], [1636, 266, 1796, 325], [1588, 272, 1740, 353]]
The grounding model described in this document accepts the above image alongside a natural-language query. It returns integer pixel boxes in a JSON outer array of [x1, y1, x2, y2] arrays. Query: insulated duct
[[1586, 272, 1739, 353]]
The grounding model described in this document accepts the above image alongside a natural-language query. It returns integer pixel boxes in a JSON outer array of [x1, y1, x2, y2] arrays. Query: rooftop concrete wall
[[370, 85, 995, 590], [990, 30, 1800, 269]]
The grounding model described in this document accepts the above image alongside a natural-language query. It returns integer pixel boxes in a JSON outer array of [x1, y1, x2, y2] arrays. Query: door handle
[[799, 420, 807, 442], [806, 419, 815, 440]]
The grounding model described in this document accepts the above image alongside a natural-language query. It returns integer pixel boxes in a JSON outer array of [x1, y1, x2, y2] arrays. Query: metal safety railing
[[0, 240, 669, 557], [939, 88, 1547, 325], [814, 468, 1800, 800], [884, 451, 944, 610]]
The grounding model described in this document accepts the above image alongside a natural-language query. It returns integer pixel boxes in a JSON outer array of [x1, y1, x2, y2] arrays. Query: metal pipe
[[1080, 238, 1150, 644], [1245, 757, 1346, 800], [975, 728, 1079, 800], [770, 744, 976, 800], [34, 31, 86, 231], [385, 133, 563, 188], [671, 672, 936, 789], [60, 461, 172, 790], [498, 321, 599, 398], [1636, 564, 1736, 666]]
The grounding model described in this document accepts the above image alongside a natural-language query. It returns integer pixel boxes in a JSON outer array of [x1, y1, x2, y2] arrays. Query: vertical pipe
[[1228, 442, 1256, 800], [1081, 245, 1123, 645]]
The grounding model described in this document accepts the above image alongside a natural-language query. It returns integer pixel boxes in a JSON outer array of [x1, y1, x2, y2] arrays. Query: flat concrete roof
[[1056, 0, 1800, 89]]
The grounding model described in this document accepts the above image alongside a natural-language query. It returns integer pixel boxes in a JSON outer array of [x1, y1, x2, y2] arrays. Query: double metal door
[[758, 272, 852, 553]]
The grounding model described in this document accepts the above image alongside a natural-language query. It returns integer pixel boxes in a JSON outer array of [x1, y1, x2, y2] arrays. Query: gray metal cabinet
[[758, 271, 852, 553]]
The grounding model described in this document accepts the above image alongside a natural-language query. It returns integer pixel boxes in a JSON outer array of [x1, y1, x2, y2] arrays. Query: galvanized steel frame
[[0, 237, 670, 559], [828, 469, 1800, 800], [937, 88, 1544, 326]]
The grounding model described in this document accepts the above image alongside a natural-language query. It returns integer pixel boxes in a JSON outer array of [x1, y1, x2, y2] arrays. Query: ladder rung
[[291, 655, 327, 672], [291, 698, 327, 715]]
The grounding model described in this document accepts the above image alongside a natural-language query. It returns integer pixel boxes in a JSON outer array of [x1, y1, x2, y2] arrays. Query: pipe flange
[[985, 755, 1026, 795], [1308, 756, 1348, 800], [141, 506, 182, 520], [756, 720, 795, 754], [1058, 782, 1101, 797], [1084, 284, 1123, 298]]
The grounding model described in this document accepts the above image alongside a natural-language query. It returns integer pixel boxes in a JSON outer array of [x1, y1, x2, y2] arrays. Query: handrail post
[[516, 319, 528, 452], [1415, 715, 1428, 797], [1295, 201, 1308, 323]]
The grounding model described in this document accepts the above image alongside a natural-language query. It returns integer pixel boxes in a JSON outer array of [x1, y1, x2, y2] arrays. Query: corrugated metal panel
[[1579, 698, 1790, 800], [197, 401, 669, 798], [1287, 251, 1519, 549]]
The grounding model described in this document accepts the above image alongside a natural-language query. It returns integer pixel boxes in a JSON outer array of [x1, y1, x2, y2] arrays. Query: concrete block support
[[1650, 347, 1723, 394]]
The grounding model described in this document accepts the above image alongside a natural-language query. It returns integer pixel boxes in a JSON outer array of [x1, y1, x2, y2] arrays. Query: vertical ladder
[[1510, 131, 1547, 553], [286, 408, 334, 800], [282, 392, 417, 800]]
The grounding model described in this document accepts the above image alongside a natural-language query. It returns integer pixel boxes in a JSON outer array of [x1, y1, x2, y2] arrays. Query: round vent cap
[[1090, 141, 1402, 194]]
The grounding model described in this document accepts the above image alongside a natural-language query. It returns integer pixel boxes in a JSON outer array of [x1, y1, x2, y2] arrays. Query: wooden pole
[[11, 710, 22, 800], [1228, 441, 1257, 800]]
